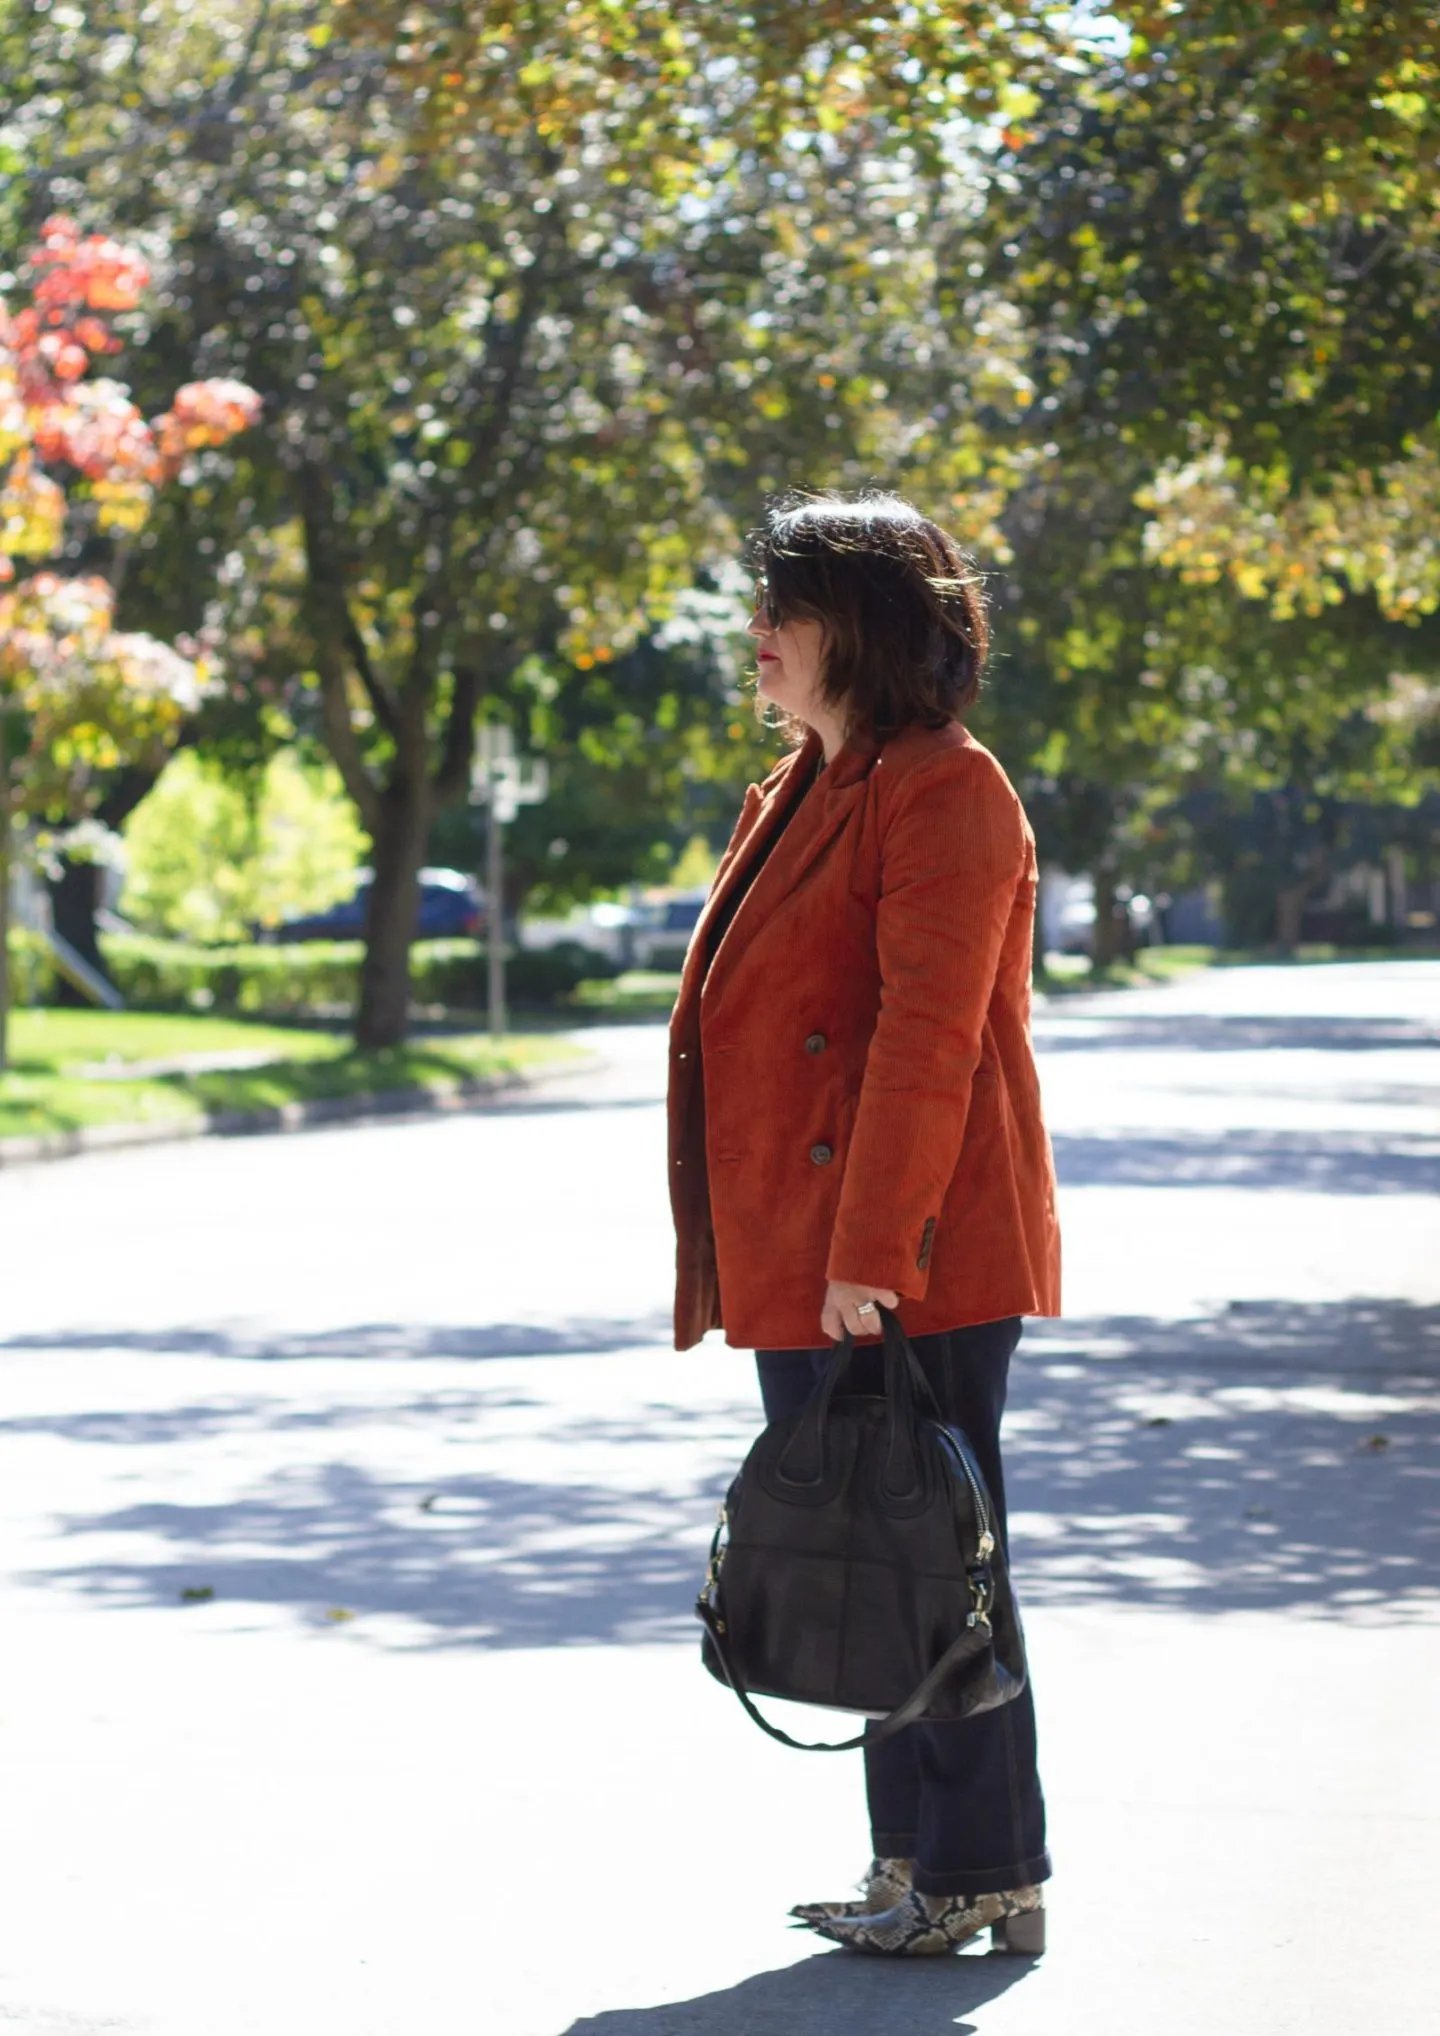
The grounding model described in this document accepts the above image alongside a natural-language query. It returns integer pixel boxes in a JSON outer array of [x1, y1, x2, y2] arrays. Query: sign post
[[471, 726, 548, 1037]]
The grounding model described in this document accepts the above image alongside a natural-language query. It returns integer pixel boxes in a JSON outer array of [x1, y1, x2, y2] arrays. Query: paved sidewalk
[[0, 963, 1436, 2035]]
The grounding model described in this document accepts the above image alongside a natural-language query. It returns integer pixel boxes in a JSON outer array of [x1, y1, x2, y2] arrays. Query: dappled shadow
[[1051, 1127, 1440, 1193], [1033, 1012, 1438, 1055], [1012, 1303, 1440, 1616], [0, 1315, 674, 1361], [39, 1459, 708, 1645], [13, 1300, 1438, 1641], [1023, 1299, 1440, 1374], [558, 1943, 1031, 2036]]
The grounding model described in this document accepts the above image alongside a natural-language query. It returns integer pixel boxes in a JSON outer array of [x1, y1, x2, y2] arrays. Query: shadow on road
[[1051, 1127, 1440, 1193], [7, 1300, 1437, 1639], [0, 1316, 676, 1360], [558, 1944, 1031, 2036]]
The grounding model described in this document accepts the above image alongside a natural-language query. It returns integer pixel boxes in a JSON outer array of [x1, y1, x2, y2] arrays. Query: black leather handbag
[[696, 1308, 1027, 1751]]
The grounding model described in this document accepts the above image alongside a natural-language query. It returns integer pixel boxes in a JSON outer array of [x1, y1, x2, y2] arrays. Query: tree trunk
[[1091, 869, 1132, 969], [1275, 883, 1306, 953], [47, 857, 104, 1007], [355, 782, 432, 1048]]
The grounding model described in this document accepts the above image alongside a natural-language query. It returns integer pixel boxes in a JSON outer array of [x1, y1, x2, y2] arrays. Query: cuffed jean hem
[[869, 1832, 920, 1859], [910, 1849, 1053, 1900], [872, 1834, 1053, 1899]]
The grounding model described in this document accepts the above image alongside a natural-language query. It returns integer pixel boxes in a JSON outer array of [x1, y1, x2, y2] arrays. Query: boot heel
[[992, 1907, 1046, 1956]]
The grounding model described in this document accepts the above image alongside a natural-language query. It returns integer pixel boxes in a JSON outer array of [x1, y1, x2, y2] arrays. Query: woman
[[666, 491, 1061, 1957]]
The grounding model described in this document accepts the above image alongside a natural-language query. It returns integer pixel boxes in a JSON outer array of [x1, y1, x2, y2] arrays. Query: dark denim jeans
[[755, 1319, 1051, 1899]]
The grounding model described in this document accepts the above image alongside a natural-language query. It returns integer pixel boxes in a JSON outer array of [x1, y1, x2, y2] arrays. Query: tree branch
[[342, 605, 402, 741], [296, 462, 383, 835], [433, 665, 488, 802], [314, 630, 383, 837], [457, 261, 549, 487]]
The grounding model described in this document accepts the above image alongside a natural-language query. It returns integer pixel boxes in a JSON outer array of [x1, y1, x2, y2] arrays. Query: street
[[1, 961, 1437, 2035]]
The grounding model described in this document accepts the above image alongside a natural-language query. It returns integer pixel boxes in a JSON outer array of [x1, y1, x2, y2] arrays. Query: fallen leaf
[[178, 1585, 214, 1604], [326, 1607, 355, 1622], [1360, 1434, 1391, 1453]]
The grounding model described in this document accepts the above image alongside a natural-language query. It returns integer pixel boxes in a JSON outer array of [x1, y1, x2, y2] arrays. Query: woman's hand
[[822, 1279, 900, 1342]]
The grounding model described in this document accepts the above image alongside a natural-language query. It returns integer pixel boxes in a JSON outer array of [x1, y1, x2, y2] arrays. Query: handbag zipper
[[937, 1426, 996, 1557], [936, 1426, 998, 1628]]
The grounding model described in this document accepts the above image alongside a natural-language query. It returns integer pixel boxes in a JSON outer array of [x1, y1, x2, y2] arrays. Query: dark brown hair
[[746, 490, 990, 740]]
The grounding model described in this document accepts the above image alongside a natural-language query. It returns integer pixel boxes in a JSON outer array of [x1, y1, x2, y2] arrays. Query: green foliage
[[992, 14, 1440, 476], [121, 750, 366, 943], [29, 932, 618, 1021], [9, 0, 1438, 994], [1109, 4, 1440, 228], [669, 834, 721, 891], [968, 6, 1440, 934], [503, 941, 623, 1006], [4, 926, 53, 1007], [98, 934, 371, 1020], [6, 0, 1072, 1041]]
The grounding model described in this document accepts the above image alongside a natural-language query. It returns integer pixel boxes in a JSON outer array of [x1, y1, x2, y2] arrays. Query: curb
[[0, 1068, 538, 1170]]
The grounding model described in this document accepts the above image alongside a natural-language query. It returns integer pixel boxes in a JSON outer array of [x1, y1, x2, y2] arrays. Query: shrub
[[121, 751, 365, 942], [92, 933, 616, 1018], [6, 930, 619, 1021], [507, 940, 621, 1005], [7, 927, 59, 1005], [102, 934, 362, 1017]]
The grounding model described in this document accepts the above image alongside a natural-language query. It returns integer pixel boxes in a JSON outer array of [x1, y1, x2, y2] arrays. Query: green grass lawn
[[1035, 941, 1437, 997], [569, 970, 686, 1018], [1037, 944, 1218, 995], [0, 1009, 582, 1142]]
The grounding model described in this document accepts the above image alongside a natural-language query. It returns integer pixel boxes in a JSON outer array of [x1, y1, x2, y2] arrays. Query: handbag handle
[[696, 1591, 994, 1753], [776, 1305, 937, 1493]]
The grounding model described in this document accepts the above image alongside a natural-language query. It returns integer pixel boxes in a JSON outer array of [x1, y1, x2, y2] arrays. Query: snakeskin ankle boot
[[805, 1883, 1045, 1956], [789, 1856, 916, 1926]]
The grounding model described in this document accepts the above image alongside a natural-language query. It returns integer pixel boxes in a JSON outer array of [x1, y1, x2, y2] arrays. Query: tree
[[980, 439, 1440, 942], [989, 8, 1440, 629], [9, 0, 1066, 1045], [427, 584, 777, 924], [963, 8, 1440, 941], [1108, 3, 1440, 226], [0, 214, 258, 1065]]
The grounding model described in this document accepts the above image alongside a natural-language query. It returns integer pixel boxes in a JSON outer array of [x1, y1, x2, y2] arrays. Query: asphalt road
[[1, 961, 1437, 2036]]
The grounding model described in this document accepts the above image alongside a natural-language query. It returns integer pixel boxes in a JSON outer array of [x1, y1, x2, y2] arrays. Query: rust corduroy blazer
[[667, 720, 1061, 1351]]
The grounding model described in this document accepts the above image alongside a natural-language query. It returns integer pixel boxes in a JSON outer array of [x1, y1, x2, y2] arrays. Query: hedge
[[6, 931, 618, 1018]]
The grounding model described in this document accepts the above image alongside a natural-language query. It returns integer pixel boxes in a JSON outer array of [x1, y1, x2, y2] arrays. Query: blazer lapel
[[703, 736, 874, 992], [685, 738, 816, 952], [669, 738, 817, 1033]]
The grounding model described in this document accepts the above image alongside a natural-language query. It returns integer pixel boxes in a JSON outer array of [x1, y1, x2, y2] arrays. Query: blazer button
[[803, 1032, 827, 1054], [810, 1143, 833, 1166]]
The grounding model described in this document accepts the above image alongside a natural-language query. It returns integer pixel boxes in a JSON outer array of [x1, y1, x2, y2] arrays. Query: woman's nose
[[746, 608, 769, 639]]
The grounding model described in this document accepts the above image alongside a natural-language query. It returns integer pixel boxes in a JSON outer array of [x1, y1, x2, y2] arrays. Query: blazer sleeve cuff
[[826, 1214, 938, 1301]]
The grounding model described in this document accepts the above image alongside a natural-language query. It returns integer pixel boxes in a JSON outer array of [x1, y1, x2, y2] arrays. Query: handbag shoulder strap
[[696, 1596, 992, 1754]]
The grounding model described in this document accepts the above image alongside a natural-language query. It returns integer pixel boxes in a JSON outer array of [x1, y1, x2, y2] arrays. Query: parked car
[[1041, 873, 1159, 956], [630, 889, 708, 971], [272, 867, 484, 943], [520, 900, 644, 969], [521, 890, 709, 971]]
